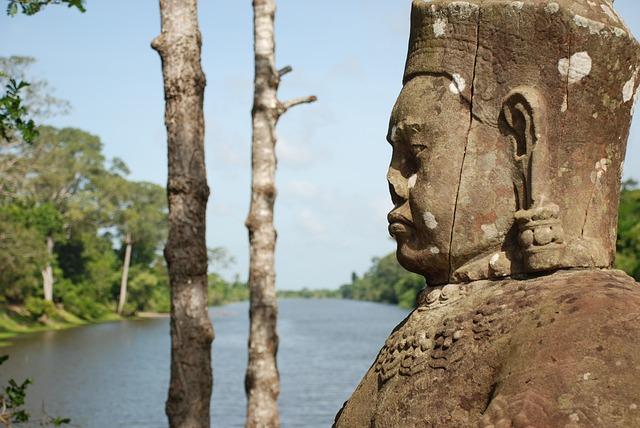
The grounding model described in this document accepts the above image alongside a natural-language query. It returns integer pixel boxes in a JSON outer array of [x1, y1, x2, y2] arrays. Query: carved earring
[[501, 89, 565, 272]]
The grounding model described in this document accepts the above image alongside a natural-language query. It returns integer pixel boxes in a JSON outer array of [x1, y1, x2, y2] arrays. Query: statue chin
[[395, 240, 449, 286]]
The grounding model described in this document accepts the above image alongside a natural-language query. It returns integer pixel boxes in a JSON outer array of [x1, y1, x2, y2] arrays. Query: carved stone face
[[387, 76, 470, 285], [387, 0, 640, 287], [387, 75, 522, 285]]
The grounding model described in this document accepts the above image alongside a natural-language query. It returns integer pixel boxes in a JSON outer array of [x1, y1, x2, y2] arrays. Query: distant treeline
[[339, 253, 425, 309], [210, 273, 249, 306], [276, 270, 421, 307], [277, 288, 341, 299]]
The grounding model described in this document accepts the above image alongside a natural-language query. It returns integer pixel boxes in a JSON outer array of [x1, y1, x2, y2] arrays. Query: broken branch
[[278, 65, 293, 77], [278, 95, 317, 115]]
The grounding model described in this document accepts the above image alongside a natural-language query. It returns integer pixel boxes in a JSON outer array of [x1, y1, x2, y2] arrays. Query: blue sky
[[1, 1, 639, 290]]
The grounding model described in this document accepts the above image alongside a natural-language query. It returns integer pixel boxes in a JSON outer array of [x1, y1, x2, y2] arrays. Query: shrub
[[60, 289, 108, 321], [24, 297, 57, 320]]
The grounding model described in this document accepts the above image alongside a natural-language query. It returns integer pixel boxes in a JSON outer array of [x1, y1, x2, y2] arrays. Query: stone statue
[[334, 0, 640, 426]]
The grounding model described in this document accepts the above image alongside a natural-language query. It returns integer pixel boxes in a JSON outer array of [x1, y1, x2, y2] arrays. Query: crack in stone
[[574, 39, 600, 238], [448, 3, 482, 282]]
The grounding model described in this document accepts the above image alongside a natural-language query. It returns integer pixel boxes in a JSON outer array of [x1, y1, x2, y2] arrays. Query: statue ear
[[501, 89, 565, 272], [500, 88, 546, 210]]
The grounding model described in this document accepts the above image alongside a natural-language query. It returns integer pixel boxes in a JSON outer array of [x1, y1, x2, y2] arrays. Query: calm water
[[1, 299, 408, 427]]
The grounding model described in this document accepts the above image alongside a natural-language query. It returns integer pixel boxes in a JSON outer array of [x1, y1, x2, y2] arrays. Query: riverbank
[[0, 304, 122, 346], [0, 296, 245, 345], [0, 281, 247, 345], [0, 292, 349, 346]]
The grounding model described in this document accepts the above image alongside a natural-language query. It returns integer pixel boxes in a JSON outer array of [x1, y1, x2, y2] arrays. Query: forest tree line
[[0, 123, 248, 323], [0, 123, 169, 321]]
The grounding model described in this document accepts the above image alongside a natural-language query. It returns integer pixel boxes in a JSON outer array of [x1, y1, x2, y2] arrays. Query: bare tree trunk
[[116, 233, 132, 315], [245, 1, 315, 426], [152, 1, 213, 427], [42, 236, 53, 302]]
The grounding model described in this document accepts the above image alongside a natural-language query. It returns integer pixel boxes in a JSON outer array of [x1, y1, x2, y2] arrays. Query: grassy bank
[[0, 304, 121, 346], [0, 273, 253, 346]]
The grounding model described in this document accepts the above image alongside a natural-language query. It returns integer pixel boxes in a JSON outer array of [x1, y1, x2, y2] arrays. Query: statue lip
[[388, 212, 412, 226], [388, 213, 414, 237]]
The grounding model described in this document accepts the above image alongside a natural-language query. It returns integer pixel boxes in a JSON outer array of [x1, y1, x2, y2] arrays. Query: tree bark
[[116, 233, 132, 315], [152, 1, 213, 427], [245, 1, 315, 427], [42, 235, 53, 302]]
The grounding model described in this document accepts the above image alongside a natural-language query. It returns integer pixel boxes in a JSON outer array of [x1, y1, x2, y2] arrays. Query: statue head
[[387, 0, 640, 285]]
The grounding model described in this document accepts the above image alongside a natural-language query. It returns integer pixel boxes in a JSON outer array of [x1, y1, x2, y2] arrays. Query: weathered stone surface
[[334, 270, 640, 427], [336, 0, 640, 426], [387, 0, 640, 285]]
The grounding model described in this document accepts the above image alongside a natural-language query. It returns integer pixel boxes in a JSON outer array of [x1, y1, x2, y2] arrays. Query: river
[[1, 299, 409, 427]]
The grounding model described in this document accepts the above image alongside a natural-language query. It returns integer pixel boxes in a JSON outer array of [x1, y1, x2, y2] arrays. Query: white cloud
[[277, 138, 315, 167], [298, 209, 328, 241], [286, 180, 319, 200]]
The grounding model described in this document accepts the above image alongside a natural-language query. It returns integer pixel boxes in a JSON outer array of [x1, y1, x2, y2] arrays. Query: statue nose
[[387, 168, 409, 202]]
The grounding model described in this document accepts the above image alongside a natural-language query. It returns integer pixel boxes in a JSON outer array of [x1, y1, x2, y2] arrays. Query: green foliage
[[112, 180, 167, 266], [0, 355, 70, 426], [1, 202, 63, 240], [208, 247, 236, 271], [136, 258, 171, 313], [0, 57, 70, 122], [340, 253, 425, 308], [0, 120, 243, 322], [394, 275, 425, 308], [0, 59, 239, 323], [56, 283, 109, 321], [0, 355, 31, 424], [124, 270, 160, 314], [6, 0, 85, 16], [4, 379, 31, 423], [277, 288, 341, 299], [24, 297, 56, 320], [208, 274, 248, 307], [0, 78, 37, 143], [617, 180, 640, 280], [76, 233, 119, 302], [50, 417, 72, 426], [0, 56, 69, 146], [0, 206, 47, 303], [0, 125, 172, 321]]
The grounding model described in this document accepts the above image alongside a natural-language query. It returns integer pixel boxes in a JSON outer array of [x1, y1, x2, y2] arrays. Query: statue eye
[[395, 121, 428, 157], [396, 121, 424, 141], [409, 143, 428, 156]]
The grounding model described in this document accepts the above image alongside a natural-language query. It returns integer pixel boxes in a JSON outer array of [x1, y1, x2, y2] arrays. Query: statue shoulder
[[334, 270, 640, 427], [483, 270, 640, 427], [520, 269, 640, 322]]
